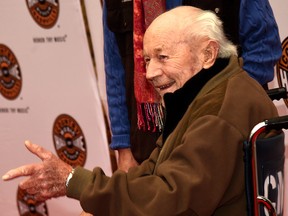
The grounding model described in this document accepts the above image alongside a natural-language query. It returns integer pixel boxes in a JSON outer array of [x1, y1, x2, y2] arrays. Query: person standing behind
[[103, 0, 282, 172]]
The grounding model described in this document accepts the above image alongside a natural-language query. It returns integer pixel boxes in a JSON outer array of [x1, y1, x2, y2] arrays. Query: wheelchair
[[244, 87, 287, 216]]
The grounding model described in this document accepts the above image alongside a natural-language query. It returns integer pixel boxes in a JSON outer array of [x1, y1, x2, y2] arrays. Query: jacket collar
[[162, 57, 230, 142]]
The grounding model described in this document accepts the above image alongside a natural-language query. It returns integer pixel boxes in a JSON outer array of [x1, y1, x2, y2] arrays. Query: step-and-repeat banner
[[83, 0, 109, 118], [269, 1, 288, 215], [0, 0, 111, 215]]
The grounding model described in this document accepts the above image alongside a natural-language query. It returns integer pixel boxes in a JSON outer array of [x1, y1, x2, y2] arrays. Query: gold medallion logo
[[17, 187, 49, 216], [26, 0, 60, 29], [53, 114, 87, 167], [276, 37, 288, 107], [0, 44, 22, 100]]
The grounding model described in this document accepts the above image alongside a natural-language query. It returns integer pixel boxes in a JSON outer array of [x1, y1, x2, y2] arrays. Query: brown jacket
[[67, 56, 278, 215]]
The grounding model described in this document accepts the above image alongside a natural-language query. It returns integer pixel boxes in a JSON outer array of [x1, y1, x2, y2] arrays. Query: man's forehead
[[149, 16, 176, 34], [143, 35, 176, 54], [144, 28, 184, 51]]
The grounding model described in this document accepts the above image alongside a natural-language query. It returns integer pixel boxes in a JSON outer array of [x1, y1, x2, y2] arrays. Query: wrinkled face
[[143, 28, 204, 104]]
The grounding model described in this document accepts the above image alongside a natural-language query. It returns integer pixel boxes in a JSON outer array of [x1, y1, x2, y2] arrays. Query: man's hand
[[2, 141, 73, 202], [117, 148, 138, 172]]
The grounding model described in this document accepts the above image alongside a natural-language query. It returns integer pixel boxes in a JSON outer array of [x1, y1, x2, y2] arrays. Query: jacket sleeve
[[66, 116, 245, 216], [103, 1, 131, 149], [239, 0, 282, 85]]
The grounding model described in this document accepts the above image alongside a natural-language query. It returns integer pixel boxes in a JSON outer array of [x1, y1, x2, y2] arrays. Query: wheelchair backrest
[[244, 116, 287, 216]]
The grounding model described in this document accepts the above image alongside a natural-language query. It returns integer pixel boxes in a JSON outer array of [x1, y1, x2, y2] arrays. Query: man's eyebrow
[[153, 47, 163, 53], [143, 46, 163, 56]]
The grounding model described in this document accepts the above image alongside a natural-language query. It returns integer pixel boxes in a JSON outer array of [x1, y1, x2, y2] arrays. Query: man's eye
[[159, 55, 168, 61], [144, 57, 150, 64]]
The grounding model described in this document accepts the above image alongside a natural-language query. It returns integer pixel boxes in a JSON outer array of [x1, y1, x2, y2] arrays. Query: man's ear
[[202, 40, 219, 69]]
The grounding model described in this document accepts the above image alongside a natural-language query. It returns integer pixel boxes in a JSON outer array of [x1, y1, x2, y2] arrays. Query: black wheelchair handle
[[265, 115, 288, 130], [266, 87, 288, 101]]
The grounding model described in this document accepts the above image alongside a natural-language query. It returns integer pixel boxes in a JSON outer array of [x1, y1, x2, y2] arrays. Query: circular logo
[[0, 44, 22, 100], [276, 37, 288, 108], [17, 187, 49, 216], [53, 114, 87, 167], [26, 0, 60, 29]]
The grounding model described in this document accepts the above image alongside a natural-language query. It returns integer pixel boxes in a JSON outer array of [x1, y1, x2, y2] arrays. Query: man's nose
[[145, 60, 162, 81]]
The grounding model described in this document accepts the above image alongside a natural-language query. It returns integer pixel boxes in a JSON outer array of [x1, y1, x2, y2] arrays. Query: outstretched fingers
[[24, 140, 55, 161], [2, 141, 53, 181], [2, 164, 38, 181]]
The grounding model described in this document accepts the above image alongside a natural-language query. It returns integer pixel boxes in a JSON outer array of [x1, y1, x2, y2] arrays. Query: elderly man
[[3, 6, 278, 215]]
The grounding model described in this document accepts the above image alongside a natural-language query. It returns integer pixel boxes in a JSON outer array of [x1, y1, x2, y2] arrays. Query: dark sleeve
[[66, 116, 245, 215], [103, 0, 131, 149]]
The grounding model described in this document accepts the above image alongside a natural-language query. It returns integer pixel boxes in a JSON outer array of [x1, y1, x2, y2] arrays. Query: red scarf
[[133, 0, 165, 132]]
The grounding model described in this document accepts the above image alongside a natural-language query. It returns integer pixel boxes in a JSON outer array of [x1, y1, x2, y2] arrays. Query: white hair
[[171, 7, 238, 58]]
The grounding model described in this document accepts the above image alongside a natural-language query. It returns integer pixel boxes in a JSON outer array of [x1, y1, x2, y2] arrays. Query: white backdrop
[[0, 0, 111, 215], [83, 0, 109, 118]]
